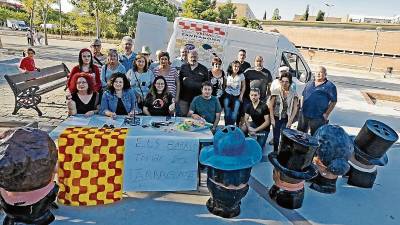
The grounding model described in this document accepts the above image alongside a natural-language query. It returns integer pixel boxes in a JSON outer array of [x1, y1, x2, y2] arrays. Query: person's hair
[[121, 36, 133, 44], [69, 72, 95, 95], [255, 55, 263, 61], [158, 51, 170, 61], [238, 49, 246, 54], [106, 49, 119, 65], [319, 66, 327, 75], [279, 72, 293, 85], [188, 49, 198, 55], [107, 72, 131, 93], [27, 48, 35, 55], [249, 87, 260, 94], [149, 76, 169, 103], [227, 60, 241, 75], [78, 48, 95, 72], [201, 81, 213, 89], [133, 54, 149, 72], [212, 57, 222, 65], [180, 46, 188, 52]]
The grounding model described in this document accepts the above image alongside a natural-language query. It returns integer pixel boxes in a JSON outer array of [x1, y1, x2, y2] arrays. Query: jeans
[[297, 111, 327, 135], [273, 116, 288, 152], [249, 122, 269, 149], [178, 100, 190, 117], [223, 95, 240, 125]]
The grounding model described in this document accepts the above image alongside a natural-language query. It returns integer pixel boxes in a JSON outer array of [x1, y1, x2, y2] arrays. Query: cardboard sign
[[123, 136, 199, 191]]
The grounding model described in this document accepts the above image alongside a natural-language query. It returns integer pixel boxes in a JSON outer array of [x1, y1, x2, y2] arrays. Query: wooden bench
[[4, 63, 70, 116]]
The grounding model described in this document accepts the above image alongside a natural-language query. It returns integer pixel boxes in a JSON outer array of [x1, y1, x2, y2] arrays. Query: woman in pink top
[[152, 51, 180, 102]]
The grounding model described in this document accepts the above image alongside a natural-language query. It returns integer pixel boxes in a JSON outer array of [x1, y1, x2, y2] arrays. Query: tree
[[262, 10, 267, 20], [271, 8, 281, 20], [37, 0, 56, 45], [316, 10, 325, 21], [123, 0, 178, 36], [301, 4, 309, 21], [182, 0, 214, 19], [237, 16, 262, 30], [70, 0, 123, 38], [21, 0, 36, 46], [217, 0, 236, 24]]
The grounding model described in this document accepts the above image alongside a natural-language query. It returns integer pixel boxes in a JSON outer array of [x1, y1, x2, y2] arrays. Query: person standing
[[188, 81, 222, 133], [67, 48, 101, 93], [241, 88, 271, 149], [224, 60, 245, 125], [152, 52, 180, 102], [126, 54, 154, 110], [297, 66, 337, 135], [119, 36, 136, 71], [19, 48, 40, 73], [91, 38, 106, 68], [100, 49, 126, 89], [171, 46, 188, 72], [226, 49, 251, 74], [179, 50, 209, 116], [269, 72, 299, 152], [243, 56, 273, 110], [209, 57, 225, 110], [26, 31, 32, 46]]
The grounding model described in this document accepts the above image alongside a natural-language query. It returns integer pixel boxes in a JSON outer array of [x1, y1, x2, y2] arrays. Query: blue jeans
[[249, 122, 269, 149], [224, 95, 240, 125], [273, 116, 288, 152]]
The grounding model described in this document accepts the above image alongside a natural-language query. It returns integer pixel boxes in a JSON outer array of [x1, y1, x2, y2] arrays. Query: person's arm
[[67, 99, 77, 115], [241, 113, 250, 133], [212, 112, 221, 132], [143, 106, 151, 116], [287, 96, 299, 128], [269, 96, 276, 127], [239, 79, 246, 102], [99, 92, 116, 118], [323, 101, 336, 121], [94, 66, 102, 91], [254, 115, 270, 133], [100, 65, 107, 88], [175, 72, 181, 102]]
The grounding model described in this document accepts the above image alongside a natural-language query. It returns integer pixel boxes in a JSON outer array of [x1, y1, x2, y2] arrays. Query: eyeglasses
[[155, 82, 165, 86], [213, 63, 221, 66], [77, 81, 88, 84]]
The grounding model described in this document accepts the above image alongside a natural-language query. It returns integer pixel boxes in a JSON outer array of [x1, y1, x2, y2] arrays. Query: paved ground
[[1, 33, 400, 225]]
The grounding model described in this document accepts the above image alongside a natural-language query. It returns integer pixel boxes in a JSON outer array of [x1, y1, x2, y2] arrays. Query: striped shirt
[[153, 66, 179, 98]]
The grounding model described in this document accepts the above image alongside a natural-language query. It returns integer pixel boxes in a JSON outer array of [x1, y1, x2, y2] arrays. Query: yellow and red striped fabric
[[57, 127, 127, 206]]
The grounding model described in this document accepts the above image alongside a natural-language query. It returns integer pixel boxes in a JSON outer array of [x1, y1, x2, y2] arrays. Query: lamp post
[[59, 0, 63, 39], [324, 3, 335, 20], [369, 27, 382, 72]]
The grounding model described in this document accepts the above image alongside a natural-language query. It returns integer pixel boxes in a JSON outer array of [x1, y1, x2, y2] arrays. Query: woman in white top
[[100, 49, 126, 89], [223, 60, 246, 125], [126, 53, 154, 110]]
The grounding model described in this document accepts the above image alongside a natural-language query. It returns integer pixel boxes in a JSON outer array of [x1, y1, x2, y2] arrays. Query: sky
[[60, 0, 400, 20]]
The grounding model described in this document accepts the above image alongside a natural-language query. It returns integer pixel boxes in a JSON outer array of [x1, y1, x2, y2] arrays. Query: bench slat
[[36, 81, 66, 95], [5, 64, 68, 84], [16, 72, 67, 91]]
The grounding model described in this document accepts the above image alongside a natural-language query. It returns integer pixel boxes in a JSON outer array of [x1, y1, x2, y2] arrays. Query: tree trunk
[[59, 0, 63, 39], [96, 7, 100, 38], [43, 7, 48, 45], [29, 4, 35, 46]]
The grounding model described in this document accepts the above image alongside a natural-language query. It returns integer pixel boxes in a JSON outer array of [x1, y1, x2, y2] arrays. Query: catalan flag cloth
[[57, 127, 128, 206]]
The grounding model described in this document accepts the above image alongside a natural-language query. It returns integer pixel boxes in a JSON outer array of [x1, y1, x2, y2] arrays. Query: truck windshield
[[281, 52, 310, 83]]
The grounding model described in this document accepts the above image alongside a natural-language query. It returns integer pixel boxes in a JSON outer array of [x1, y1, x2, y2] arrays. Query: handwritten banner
[[123, 136, 200, 191]]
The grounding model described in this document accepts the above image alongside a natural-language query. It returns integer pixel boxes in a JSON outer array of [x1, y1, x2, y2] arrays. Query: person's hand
[[286, 120, 293, 128], [211, 126, 217, 134], [85, 110, 95, 117], [270, 117, 276, 127], [109, 112, 117, 119], [239, 95, 243, 103], [36, 67, 41, 72], [169, 103, 175, 112], [192, 114, 202, 120], [323, 113, 329, 121], [249, 130, 256, 136]]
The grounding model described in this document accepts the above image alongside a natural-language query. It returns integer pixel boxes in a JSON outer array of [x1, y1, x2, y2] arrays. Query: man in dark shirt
[[298, 66, 337, 135], [179, 50, 209, 116], [242, 88, 270, 149], [227, 49, 251, 74]]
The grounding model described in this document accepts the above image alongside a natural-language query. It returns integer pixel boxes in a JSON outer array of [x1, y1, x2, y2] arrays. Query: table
[[50, 115, 213, 206]]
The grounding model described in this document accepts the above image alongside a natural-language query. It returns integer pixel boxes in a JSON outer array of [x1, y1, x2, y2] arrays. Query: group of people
[[20, 35, 337, 150]]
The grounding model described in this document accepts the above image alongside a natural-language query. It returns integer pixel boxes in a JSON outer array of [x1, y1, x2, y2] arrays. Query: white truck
[[6, 19, 29, 31], [134, 12, 312, 94]]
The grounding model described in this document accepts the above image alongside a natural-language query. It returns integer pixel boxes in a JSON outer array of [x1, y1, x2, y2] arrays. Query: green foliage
[[200, 8, 218, 22], [237, 16, 262, 30], [217, 0, 236, 24], [316, 10, 325, 21], [0, 7, 29, 23], [182, 0, 213, 19], [301, 5, 309, 21], [123, 0, 178, 36], [272, 8, 281, 20]]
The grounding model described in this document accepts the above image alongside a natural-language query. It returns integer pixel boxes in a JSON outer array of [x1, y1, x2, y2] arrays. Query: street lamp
[[369, 26, 383, 72], [324, 3, 335, 19]]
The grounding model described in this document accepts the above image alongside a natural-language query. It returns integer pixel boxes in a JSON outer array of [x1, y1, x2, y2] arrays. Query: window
[[281, 52, 310, 83]]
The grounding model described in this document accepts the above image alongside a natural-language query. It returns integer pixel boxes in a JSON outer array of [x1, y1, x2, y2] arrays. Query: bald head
[[316, 66, 327, 82], [188, 50, 198, 65]]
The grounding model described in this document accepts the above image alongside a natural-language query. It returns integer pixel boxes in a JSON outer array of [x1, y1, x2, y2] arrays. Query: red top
[[67, 65, 101, 92], [19, 57, 36, 72]]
